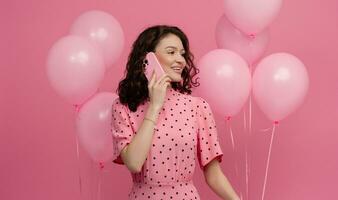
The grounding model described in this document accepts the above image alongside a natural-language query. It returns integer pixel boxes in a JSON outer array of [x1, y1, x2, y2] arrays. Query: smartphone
[[144, 52, 165, 81]]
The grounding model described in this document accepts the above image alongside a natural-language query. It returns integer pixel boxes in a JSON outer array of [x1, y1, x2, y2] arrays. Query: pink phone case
[[144, 52, 165, 81]]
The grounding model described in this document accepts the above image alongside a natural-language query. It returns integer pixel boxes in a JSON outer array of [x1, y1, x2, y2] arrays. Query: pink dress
[[111, 88, 223, 200]]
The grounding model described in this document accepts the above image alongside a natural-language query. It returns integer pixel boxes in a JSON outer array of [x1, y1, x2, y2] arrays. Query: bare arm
[[204, 159, 240, 200], [120, 72, 171, 173], [120, 104, 160, 173]]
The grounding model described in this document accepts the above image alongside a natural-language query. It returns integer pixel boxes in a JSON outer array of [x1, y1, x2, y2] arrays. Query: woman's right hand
[[148, 70, 171, 110]]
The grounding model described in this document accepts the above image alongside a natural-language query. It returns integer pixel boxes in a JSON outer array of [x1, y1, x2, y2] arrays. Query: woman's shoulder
[[112, 96, 147, 114], [112, 97, 128, 112], [188, 92, 208, 105], [112, 97, 122, 106]]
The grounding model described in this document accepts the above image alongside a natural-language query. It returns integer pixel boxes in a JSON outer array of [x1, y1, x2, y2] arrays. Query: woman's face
[[154, 34, 186, 82]]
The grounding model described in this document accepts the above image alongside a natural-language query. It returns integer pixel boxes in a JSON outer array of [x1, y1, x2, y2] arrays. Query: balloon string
[[97, 175, 101, 200], [90, 160, 94, 200], [245, 149, 249, 200], [243, 107, 247, 131], [259, 127, 272, 132], [249, 93, 252, 135], [97, 162, 105, 200], [229, 124, 238, 177], [74, 97, 82, 197], [228, 118, 235, 153], [75, 135, 83, 199], [227, 118, 243, 199], [242, 85, 252, 200], [246, 89, 253, 200], [243, 103, 249, 200], [249, 63, 252, 135], [261, 123, 277, 200], [227, 117, 235, 173], [97, 166, 102, 200]]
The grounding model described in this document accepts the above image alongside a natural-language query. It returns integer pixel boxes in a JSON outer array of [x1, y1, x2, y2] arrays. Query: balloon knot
[[99, 162, 104, 169], [273, 121, 279, 125], [249, 34, 256, 39], [74, 105, 80, 113], [226, 116, 231, 121]]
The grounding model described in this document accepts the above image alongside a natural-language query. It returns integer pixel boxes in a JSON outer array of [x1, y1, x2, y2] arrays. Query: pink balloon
[[253, 53, 309, 122], [70, 10, 124, 71], [75, 92, 118, 163], [215, 14, 270, 65], [223, 0, 282, 35], [46, 35, 105, 105], [196, 49, 251, 117]]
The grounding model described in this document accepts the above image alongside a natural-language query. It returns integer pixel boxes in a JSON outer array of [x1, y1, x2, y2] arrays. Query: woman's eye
[[168, 51, 175, 54]]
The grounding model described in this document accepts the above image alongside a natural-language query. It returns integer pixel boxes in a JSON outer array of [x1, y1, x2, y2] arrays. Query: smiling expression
[[154, 34, 187, 83]]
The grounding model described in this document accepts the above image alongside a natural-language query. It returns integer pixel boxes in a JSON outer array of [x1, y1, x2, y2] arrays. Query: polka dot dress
[[111, 88, 223, 200]]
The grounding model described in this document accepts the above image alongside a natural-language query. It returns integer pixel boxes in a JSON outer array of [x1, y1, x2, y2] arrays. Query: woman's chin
[[170, 77, 182, 83]]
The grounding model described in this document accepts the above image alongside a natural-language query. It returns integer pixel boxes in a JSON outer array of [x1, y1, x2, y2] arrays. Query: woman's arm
[[120, 104, 160, 173], [120, 73, 171, 173], [203, 159, 240, 200]]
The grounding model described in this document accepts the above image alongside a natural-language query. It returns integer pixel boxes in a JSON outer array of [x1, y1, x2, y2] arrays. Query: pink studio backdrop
[[1, 0, 338, 199]]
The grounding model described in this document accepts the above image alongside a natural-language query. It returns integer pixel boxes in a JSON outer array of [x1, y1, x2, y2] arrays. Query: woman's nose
[[175, 54, 186, 64]]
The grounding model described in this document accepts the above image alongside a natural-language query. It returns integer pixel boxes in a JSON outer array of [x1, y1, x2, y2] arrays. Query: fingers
[[155, 73, 171, 87], [163, 81, 171, 89], [148, 70, 156, 89], [148, 72, 171, 92]]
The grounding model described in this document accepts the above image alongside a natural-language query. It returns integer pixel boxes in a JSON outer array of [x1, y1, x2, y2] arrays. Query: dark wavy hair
[[117, 25, 200, 112]]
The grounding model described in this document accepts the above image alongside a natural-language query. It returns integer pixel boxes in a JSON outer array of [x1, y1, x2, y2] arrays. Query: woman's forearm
[[204, 160, 240, 200], [122, 104, 160, 173], [207, 172, 240, 200]]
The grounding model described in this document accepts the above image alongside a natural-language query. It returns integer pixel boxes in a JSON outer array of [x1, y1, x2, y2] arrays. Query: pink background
[[1, 0, 338, 199]]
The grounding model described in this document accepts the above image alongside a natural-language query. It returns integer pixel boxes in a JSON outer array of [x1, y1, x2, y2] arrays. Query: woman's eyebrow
[[165, 46, 185, 51]]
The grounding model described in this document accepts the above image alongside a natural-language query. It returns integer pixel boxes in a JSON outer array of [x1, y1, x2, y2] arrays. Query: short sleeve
[[196, 97, 223, 169], [111, 99, 135, 165]]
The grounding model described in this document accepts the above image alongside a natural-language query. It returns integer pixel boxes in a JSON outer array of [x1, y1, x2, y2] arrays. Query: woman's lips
[[172, 67, 182, 73]]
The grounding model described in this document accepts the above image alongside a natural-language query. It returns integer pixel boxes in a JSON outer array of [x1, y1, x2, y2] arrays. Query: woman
[[111, 25, 239, 200]]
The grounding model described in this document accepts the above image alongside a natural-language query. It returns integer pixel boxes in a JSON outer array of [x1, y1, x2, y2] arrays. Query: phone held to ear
[[144, 52, 166, 81]]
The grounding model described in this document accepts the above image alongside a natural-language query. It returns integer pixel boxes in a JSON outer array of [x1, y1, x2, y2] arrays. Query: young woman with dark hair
[[111, 25, 239, 200]]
